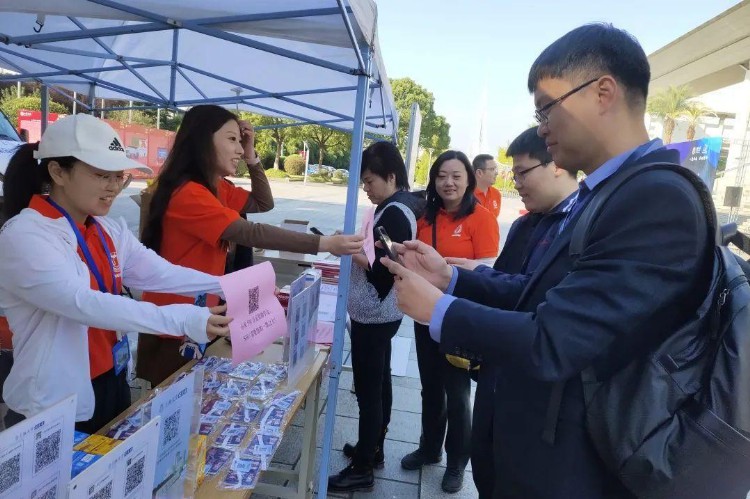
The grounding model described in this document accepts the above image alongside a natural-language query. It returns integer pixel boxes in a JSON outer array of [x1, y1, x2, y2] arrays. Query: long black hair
[[141, 105, 239, 253], [424, 150, 477, 225], [2, 142, 76, 220]]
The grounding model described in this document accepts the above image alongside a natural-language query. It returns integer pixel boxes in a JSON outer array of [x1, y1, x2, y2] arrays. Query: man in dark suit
[[448, 126, 578, 498], [381, 23, 713, 498]]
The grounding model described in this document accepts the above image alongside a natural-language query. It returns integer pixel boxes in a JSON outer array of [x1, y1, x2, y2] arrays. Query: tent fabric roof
[[0, 0, 397, 136]]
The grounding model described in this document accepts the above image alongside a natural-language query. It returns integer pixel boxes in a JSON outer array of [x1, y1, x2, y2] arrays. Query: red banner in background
[[17, 110, 65, 143], [103, 120, 174, 179], [16, 111, 174, 179]]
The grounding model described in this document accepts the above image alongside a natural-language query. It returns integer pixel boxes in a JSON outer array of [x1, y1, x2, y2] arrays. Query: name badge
[[112, 335, 130, 376]]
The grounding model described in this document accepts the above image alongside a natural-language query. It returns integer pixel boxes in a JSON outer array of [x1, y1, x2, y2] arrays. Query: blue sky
[[375, 0, 741, 153]]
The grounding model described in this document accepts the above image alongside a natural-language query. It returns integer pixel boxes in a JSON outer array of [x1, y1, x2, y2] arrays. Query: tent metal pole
[[40, 84, 49, 134], [316, 43, 372, 498]]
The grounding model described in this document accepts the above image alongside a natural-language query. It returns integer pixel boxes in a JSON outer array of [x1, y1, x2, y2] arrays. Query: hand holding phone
[[376, 226, 400, 264]]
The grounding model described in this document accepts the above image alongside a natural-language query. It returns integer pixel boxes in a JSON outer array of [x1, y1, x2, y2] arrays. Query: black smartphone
[[376, 226, 400, 264], [310, 227, 325, 236]]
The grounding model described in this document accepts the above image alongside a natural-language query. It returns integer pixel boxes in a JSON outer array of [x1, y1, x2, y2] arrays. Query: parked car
[[0, 110, 25, 222]]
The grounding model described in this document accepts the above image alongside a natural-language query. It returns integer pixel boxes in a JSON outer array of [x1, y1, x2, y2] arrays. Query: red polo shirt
[[474, 186, 502, 218]]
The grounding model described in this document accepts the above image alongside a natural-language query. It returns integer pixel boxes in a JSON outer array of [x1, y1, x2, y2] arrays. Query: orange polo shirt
[[474, 186, 502, 218], [29, 195, 122, 379], [417, 205, 500, 259], [142, 180, 250, 312]]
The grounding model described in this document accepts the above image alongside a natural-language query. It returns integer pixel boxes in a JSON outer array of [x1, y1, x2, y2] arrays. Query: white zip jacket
[[0, 208, 223, 421]]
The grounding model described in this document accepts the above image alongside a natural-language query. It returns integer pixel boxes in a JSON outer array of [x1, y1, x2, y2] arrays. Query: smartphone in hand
[[310, 227, 325, 236], [376, 226, 400, 264]]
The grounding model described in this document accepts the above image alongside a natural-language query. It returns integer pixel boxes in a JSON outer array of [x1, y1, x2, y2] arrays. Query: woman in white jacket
[[0, 114, 231, 431]]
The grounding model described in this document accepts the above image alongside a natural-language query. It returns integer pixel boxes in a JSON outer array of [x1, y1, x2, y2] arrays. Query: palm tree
[[647, 85, 693, 144], [683, 102, 714, 141]]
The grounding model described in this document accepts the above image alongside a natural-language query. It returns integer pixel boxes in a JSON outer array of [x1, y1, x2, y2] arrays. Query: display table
[[100, 341, 328, 499]]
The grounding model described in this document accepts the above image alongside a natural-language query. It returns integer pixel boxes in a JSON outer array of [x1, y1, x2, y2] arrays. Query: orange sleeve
[[166, 182, 241, 245], [220, 179, 251, 212], [470, 206, 500, 259]]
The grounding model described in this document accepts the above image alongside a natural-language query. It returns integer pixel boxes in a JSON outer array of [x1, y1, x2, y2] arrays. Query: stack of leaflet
[[312, 261, 340, 286]]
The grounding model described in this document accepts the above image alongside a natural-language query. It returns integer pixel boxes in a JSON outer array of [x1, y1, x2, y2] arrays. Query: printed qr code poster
[[68, 418, 159, 499], [0, 395, 75, 499], [149, 370, 197, 498]]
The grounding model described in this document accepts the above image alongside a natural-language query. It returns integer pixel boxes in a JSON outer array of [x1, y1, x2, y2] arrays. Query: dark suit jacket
[[440, 149, 713, 498]]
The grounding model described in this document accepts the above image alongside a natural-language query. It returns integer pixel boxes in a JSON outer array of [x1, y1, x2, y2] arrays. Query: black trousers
[[414, 322, 471, 469], [472, 366, 496, 498], [350, 319, 401, 467], [4, 368, 131, 433]]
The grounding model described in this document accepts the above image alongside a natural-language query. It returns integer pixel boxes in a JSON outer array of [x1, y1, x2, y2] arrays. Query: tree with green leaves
[[301, 124, 350, 169], [390, 77, 450, 153], [647, 85, 693, 144], [248, 115, 301, 169], [683, 102, 714, 141]]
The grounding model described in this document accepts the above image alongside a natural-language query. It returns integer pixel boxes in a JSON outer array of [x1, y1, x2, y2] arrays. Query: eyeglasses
[[512, 162, 549, 183], [534, 77, 601, 126], [78, 164, 133, 190]]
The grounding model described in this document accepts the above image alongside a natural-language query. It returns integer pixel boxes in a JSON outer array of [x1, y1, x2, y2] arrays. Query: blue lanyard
[[46, 198, 117, 295]]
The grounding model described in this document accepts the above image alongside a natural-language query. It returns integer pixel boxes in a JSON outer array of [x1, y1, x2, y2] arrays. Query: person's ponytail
[[2, 143, 76, 220]]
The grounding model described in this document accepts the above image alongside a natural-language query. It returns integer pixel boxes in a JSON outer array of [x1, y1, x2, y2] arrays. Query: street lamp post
[[303, 141, 310, 184]]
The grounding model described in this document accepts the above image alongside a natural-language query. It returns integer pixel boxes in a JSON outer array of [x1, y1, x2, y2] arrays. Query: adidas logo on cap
[[108, 137, 124, 152]]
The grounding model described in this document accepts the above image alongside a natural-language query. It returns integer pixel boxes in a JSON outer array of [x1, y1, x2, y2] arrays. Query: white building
[[647, 0, 750, 216]]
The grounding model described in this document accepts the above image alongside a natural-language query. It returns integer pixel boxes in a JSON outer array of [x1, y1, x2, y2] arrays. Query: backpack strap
[[542, 162, 720, 446]]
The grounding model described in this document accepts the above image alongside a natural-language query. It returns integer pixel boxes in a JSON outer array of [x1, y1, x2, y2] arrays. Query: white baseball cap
[[33, 114, 152, 174]]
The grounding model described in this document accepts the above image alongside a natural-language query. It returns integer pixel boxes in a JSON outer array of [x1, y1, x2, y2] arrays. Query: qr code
[[34, 429, 61, 473], [162, 411, 180, 446], [248, 286, 260, 314], [0, 453, 21, 494], [124, 455, 145, 496], [88, 481, 112, 499], [35, 484, 57, 499]]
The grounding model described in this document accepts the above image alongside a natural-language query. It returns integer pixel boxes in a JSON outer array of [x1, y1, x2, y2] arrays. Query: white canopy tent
[[0, 2, 397, 495], [0, 0, 397, 136]]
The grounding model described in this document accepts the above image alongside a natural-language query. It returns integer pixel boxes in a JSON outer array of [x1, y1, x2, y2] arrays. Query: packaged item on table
[[229, 401, 262, 425], [220, 455, 262, 490], [205, 447, 234, 477], [201, 397, 233, 418], [74, 434, 121, 455], [189, 434, 208, 488], [105, 407, 146, 441], [216, 378, 252, 400], [214, 423, 250, 449], [73, 430, 89, 446], [242, 432, 281, 470], [199, 415, 221, 436], [228, 361, 264, 381], [248, 375, 279, 402], [265, 362, 288, 382], [202, 371, 225, 396], [258, 406, 287, 436], [212, 358, 234, 375], [268, 390, 301, 411], [71, 450, 101, 478], [195, 355, 220, 369]]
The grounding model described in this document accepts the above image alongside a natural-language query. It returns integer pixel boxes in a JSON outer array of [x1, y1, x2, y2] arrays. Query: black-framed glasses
[[512, 161, 549, 183], [534, 77, 601, 125]]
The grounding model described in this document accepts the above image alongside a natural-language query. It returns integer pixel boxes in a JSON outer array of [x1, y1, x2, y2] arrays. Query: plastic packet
[[248, 375, 279, 402], [216, 378, 252, 400], [228, 361, 264, 381], [265, 362, 288, 382], [212, 358, 234, 375], [201, 397, 233, 418], [242, 432, 281, 471], [258, 406, 287, 437], [214, 423, 250, 449], [205, 446, 233, 477], [202, 371, 226, 396], [229, 401, 262, 425], [268, 390, 301, 412], [198, 415, 221, 436], [220, 455, 262, 490]]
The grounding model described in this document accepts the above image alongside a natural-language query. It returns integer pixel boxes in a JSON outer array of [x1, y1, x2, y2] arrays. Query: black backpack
[[561, 163, 750, 498]]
